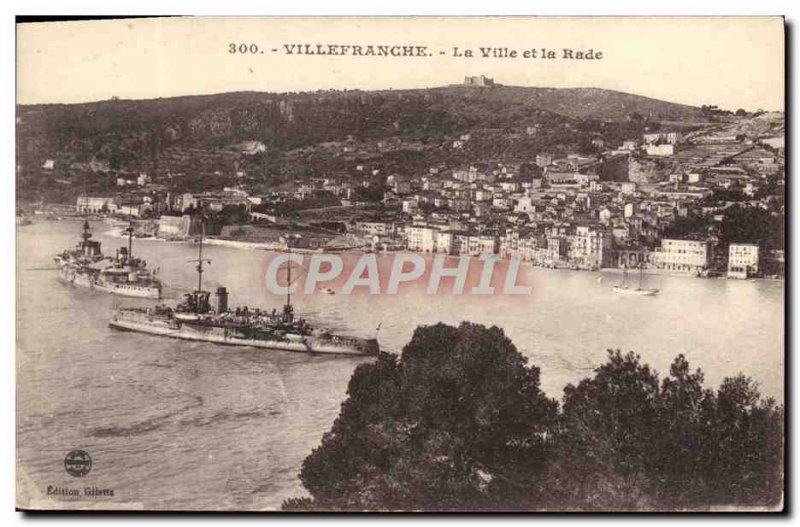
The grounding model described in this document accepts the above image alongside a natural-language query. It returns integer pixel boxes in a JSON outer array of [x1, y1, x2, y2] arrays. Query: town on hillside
[[17, 82, 785, 280]]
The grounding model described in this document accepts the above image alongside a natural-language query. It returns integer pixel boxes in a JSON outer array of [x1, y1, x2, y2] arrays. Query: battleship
[[54, 219, 163, 299], [109, 227, 380, 356]]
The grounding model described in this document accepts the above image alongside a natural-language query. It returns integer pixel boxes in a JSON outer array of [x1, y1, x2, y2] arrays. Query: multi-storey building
[[464, 235, 498, 256], [568, 225, 612, 268], [655, 239, 711, 273], [727, 243, 760, 279], [355, 221, 396, 237], [76, 196, 118, 214], [405, 224, 438, 252], [643, 131, 682, 145]]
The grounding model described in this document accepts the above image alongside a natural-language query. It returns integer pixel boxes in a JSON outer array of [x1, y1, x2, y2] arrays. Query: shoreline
[[96, 224, 783, 282], [598, 267, 783, 282]]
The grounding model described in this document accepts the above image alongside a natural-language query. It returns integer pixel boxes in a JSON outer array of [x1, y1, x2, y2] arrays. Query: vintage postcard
[[16, 16, 785, 511]]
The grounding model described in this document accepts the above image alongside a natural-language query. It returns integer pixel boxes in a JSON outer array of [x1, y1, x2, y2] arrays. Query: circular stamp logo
[[64, 450, 92, 477]]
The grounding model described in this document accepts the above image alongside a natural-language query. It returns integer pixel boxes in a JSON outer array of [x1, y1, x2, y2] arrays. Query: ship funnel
[[84, 240, 102, 257], [215, 286, 229, 313]]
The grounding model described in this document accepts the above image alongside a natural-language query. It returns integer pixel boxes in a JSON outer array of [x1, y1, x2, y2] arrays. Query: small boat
[[613, 264, 659, 296]]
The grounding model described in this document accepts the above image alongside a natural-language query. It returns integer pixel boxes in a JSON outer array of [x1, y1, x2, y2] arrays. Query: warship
[[108, 227, 380, 356], [54, 219, 162, 299]]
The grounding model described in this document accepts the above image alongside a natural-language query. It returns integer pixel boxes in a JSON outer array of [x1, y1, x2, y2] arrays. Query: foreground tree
[[285, 339, 783, 511], [293, 322, 558, 510], [547, 351, 784, 510]]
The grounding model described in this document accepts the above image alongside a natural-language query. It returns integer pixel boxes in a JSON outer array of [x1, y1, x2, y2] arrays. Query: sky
[[16, 17, 785, 111]]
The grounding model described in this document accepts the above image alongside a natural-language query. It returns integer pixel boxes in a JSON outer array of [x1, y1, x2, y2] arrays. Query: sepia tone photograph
[[15, 16, 785, 512]]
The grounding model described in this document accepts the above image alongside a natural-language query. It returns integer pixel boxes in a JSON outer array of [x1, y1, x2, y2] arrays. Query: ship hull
[[613, 286, 660, 296], [109, 317, 378, 356], [56, 264, 161, 299], [94, 282, 162, 299]]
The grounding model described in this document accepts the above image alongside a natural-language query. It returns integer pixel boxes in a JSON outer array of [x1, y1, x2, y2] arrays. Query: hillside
[[15, 85, 705, 202], [16, 85, 703, 154], [431, 85, 704, 122]]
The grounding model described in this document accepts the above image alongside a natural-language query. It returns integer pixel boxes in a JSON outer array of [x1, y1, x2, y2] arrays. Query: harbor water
[[16, 220, 785, 510]]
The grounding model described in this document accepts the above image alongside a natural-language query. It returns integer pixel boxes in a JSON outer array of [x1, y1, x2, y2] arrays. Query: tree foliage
[[298, 322, 557, 510], [286, 325, 784, 511]]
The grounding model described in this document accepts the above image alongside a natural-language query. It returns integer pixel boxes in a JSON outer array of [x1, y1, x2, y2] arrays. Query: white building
[[656, 239, 711, 273], [465, 235, 498, 256], [355, 221, 395, 237], [514, 195, 536, 213], [624, 203, 635, 218], [76, 196, 118, 214], [405, 225, 438, 252], [436, 231, 454, 254], [401, 199, 419, 214], [687, 173, 703, 184], [500, 232, 540, 262], [643, 132, 681, 145], [646, 144, 675, 157], [536, 153, 553, 168], [727, 244, 760, 279], [568, 226, 612, 268]]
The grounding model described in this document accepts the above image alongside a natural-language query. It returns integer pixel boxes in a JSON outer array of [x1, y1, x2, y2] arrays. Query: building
[[643, 132, 682, 145], [177, 191, 252, 213], [646, 144, 675, 157], [117, 203, 150, 218], [436, 230, 455, 254], [76, 196, 118, 214], [727, 243, 760, 279], [355, 221, 396, 237], [656, 239, 711, 273], [463, 75, 494, 87], [464, 235, 498, 256], [514, 196, 537, 214], [687, 173, 703, 184], [624, 203, 636, 218], [536, 153, 553, 168], [405, 225, 439, 252], [568, 226, 612, 269]]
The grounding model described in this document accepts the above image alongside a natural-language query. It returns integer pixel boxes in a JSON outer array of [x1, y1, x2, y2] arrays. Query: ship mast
[[81, 218, 92, 247], [285, 235, 292, 308], [188, 217, 211, 293], [197, 226, 204, 292], [125, 209, 134, 263]]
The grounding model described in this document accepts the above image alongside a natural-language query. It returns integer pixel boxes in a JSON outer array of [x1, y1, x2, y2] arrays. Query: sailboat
[[613, 264, 659, 296]]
